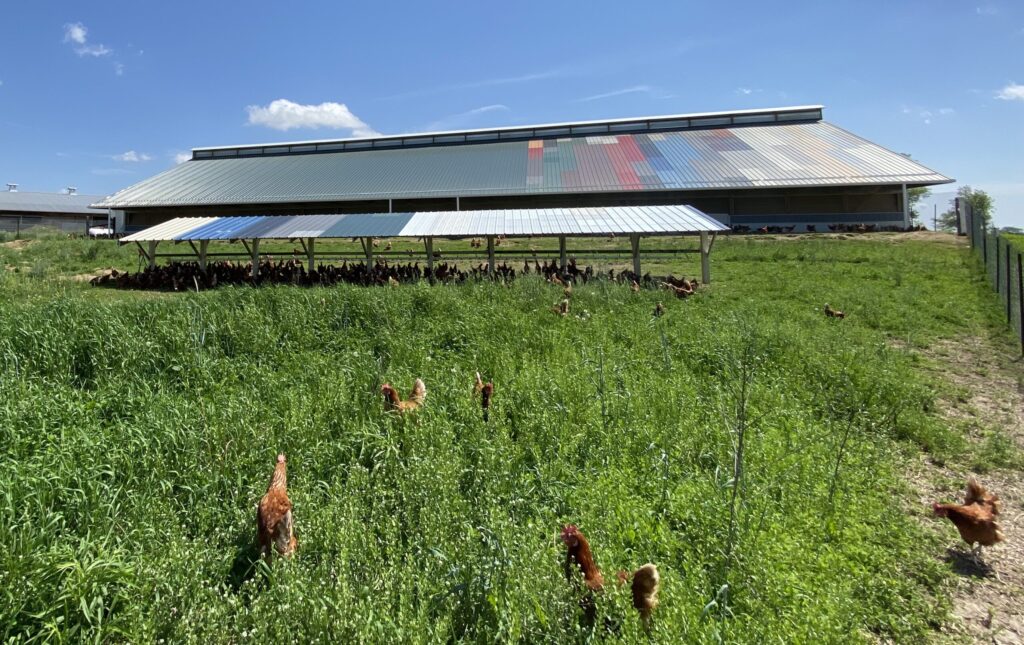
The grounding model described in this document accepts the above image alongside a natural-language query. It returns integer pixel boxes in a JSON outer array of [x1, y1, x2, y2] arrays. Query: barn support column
[[306, 238, 315, 273], [558, 236, 567, 270], [486, 236, 495, 276], [147, 241, 158, 270], [424, 237, 434, 281], [700, 231, 711, 284], [901, 184, 910, 228], [199, 240, 209, 273], [250, 239, 260, 279], [630, 234, 641, 277]]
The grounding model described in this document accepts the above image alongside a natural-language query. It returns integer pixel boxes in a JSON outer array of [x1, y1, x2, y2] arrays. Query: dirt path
[[909, 335, 1024, 643]]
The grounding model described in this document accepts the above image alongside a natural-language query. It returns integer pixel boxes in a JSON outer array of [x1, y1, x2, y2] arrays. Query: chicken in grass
[[660, 280, 694, 299], [474, 372, 494, 421], [563, 281, 573, 299], [631, 564, 660, 632], [631, 280, 641, 293], [550, 299, 570, 317], [381, 378, 427, 413], [824, 303, 845, 319], [933, 477, 1004, 558], [617, 564, 660, 632], [653, 302, 665, 317], [257, 453, 297, 561], [561, 525, 604, 592]]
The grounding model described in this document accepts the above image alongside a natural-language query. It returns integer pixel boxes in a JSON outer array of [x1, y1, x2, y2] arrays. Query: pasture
[[0, 231, 1020, 642]]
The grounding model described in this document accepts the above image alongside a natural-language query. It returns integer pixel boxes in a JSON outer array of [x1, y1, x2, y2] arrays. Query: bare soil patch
[[65, 268, 112, 283], [909, 336, 1024, 643], [0, 239, 33, 250]]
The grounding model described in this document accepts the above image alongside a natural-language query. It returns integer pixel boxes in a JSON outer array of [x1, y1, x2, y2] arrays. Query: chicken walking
[[257, 453, 297, 562]]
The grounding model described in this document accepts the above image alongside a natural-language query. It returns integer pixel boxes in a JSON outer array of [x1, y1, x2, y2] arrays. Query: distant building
[[94, 105, 952, 232], [1, 185, 114, 236]]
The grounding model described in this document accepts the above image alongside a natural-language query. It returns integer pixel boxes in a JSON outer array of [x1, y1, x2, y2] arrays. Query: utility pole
[[933, 204, 937, 231]]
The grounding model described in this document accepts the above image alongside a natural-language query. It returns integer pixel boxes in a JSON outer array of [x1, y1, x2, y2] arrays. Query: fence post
[[982, 228, 987, 272], [1018, 250, 1023, 357], [1006, 242, 1012, 324]]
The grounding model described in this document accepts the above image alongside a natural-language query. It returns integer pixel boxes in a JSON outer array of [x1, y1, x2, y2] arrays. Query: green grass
[[0, 231, 1017, 642]]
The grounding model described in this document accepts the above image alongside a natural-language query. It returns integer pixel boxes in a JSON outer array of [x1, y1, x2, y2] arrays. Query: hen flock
[[731, 224, 926, 234], [89, 258, 674, 292]]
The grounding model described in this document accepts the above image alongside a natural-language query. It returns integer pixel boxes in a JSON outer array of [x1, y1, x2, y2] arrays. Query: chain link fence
[[964, 199, 1024, 356]]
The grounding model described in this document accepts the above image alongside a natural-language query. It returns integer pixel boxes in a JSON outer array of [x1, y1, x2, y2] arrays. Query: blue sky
[[1, 1, 1022, 227]]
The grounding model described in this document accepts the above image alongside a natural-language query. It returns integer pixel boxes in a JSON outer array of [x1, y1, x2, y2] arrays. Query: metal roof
[[94, 115, 952, 210], [191, 105, 826, 157], [120, 205, 727, 243], [1, 191, 110, 215]]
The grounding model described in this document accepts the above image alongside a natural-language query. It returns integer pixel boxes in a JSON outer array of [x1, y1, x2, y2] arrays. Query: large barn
[[1, 186, 112, 236], [94, 105, 952, 232]]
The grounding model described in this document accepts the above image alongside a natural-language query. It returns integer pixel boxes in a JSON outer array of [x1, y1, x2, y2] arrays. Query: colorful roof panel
[[95, 120, 951, 209]]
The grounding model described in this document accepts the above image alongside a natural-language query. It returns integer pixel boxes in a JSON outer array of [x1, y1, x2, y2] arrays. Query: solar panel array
[[120, 205, 727, 243]]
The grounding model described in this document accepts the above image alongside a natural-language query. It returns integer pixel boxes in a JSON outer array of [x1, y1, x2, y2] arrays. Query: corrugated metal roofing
[[94, 119, 952, 210], [120, 205, 727, 243], [1, 191, 110, 215]]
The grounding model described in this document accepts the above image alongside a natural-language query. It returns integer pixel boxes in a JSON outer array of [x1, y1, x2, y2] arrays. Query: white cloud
[[114, 63, 124, 76], [77, 44, 111, 57], [736, 87, 761, 95], [174, 152, 191, 164], [976, 5, 998, 15], [64, 22, 87, 45], [91, 168, 133, 176], [246, 99, 379, 136], [63, 22, 112, 57], [996, 82, 1024, 101], [426, 104, 509, 130], [577, 85, 652, 102], [113, 150, 152, 162], [381, 68, 568, 101], [900, 105, 955, 124]]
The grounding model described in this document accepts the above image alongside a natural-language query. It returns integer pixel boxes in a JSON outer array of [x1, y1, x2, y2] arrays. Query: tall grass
[[4, 233, 1018, 642]]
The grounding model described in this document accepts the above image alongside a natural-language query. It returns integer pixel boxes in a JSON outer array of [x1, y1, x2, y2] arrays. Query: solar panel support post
[[364, 237, 373, 274], [250, 239, 260, 279], [487, 236, 495, 276], [306, 238, 315, 274], [425, 237, 434, 281], [559, 236, 567, 270], [148, 241, 158, 270], [199, 240, 209, 273], [630, 234, 641, 277], [700, 231, 711, 284]]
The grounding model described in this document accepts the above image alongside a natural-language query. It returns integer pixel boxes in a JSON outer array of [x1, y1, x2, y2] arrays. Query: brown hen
[[257, 453, 297, 561], [381, 378, 426, 413]]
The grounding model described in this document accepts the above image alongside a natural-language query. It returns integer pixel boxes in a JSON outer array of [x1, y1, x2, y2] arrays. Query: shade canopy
[[120, 205, 728, 243]]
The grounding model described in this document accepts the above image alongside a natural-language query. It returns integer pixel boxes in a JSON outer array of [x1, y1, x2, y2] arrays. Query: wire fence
[[964, 199, 1024, 356]]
